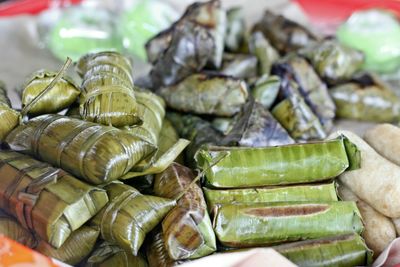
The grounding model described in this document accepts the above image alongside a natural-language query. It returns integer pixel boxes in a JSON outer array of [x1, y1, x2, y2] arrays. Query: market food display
[[0, 0, 400, 266]]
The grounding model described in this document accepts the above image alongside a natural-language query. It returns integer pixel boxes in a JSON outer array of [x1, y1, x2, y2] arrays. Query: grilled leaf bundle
[[148, 0, 226, 87], [299, 39, 364, 84], [225, 7, 246, 52], [86, 242, 148, 267], [213, 201, 363, 247], [0, 150, 108, 248], [147, 230, 182, 267], [195, 136, 358, 188], [249, 31, 279, 75], [21, 70, 80, 116], [223, 99, 294, 147], [330, 73, 400, 122], [0, 82, 20, 141], [204, 183, 338, 213], [272, 80, 326, 140], [251, 75, 280, 109], [273, 234, 372, 267], [77, 51, 140, 127], [159, 73, 248, 117], [5, 114, 155, 184], [0, 211, 100, 265], [253, 10, 318, 54], [272, 56, 335, 131], [154, 163, 216, 260], [91, 183, 175, 256], [220, 53, 258, 79]]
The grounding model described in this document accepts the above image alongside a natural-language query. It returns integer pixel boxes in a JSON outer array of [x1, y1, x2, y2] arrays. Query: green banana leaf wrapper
[[0, 82, 20, 141], [203, 183, 338, 213], [148, 0, 226, 87], [251, 75, 281, 109], [222, 98, 294, 147], [21, 70, 80, 116], [5, 114, 156, 184], [86, 242, 148, 267], [272, 55, 335, 131], [213, 201, 363, 247], [154, 163, 216, 260], [252, 10, 318, 54], [299, 39, 365, 84], [0, 150, 108, 248], [220, 53, 258, 79], [91, 182, 175, 256], [157, 119, 184, 164], [224, 7, 246, 52], [272, 80, 327, 140], [167, 113, 223, 168], [249, 31, 279, 75], [0, 210, 100, 265], [159, 73, 248, 117], [147, 230, 184, 267], [273, 234, 373, 267], [195, 136, 359, 188], [78, 51, 141, 127], [330, 73, 400, 122]]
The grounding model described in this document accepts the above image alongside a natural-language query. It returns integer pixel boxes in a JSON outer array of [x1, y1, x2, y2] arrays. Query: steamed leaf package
[[77, 51, 140, 127], [86, 242, 148, 267], [225, 7, 246, 52], [148, 0, 226, 87], [0, 82, 20, 141], [213, 201, 363, 247], [91, 183, 175, 256], [21, 70, 80, 116], [220, 53, 258, 79], [272, 56, 335, 131], [204, 183, 338, 212], [330, 73, 400, 122], [249, 31, 279, 75], [195, 136, 359, 188], [299, 39, 364, 84], [0, 150, 108, 248], [222, 99, 294, 147], [252, 10, 318, 53], [251, 75, 280, 109], [147, 230, 182, 267], [159, 73, 248, 117], [5, 114, 156, 184], [154, 163, 216, 260]]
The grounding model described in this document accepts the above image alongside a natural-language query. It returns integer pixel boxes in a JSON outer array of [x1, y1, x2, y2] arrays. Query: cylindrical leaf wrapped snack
[[0, 150, 108, 248], [5, 114, 156, 184], [0, 82, 20, 141]]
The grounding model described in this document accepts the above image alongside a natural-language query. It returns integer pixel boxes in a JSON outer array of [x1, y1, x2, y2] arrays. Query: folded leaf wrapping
[[5, 114, 156, 184], [154, 163, 216, 260], [0, 82, 20, 141], [0, 150, 108, 248]]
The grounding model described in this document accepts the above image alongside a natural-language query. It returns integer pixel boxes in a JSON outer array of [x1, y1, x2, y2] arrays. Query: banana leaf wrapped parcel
[[213, 201, 363, 247], [148, 0, 226, 87], [251, 75, 280, 109], [220, 53, 258, 79], [77, 51, 141, 127], [0, 211, 100, 265], [249, 31, 279, 75], [21, 70, 80, 116], [330, 72, 400, 122], [0, 82, 20, 141], [91, 182, 176, 256], [86, 242, 148, 267], [147, 230, 183, 267], [0, 150, 108, 248], [5, 114, 156, 184], [154, 163, 216, 260], [225, 7, 246, 52], [299, 39, 365, 84], [203, 183, 338, 213], [159, 73, 248, 117], [196, 136, 359, 188], [252, 10, 318, 54]]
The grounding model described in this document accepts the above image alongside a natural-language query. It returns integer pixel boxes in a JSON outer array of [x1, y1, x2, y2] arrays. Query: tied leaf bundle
[[154, 163, 216, 260], [147, 230, 183, 267], [5, 114, 156, 184], [0, 82, 20, 141], [0, 151, 108, 248], [77, 51, 141, 127], [91, 183, 176, 256]]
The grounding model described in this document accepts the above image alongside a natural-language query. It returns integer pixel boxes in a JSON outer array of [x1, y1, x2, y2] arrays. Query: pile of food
[[0, 0, 399, 266]]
